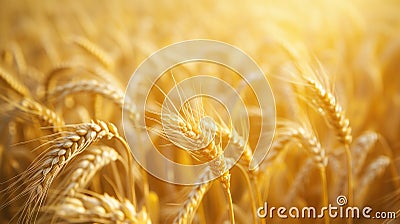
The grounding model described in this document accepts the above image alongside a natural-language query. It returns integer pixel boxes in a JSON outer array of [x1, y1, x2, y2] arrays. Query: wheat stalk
[[185, 131, 235, 223], [285, 158, 315, 205], [300, 73, 354, 217], [17, 98, 65, 131], [281, 45, 353, 145], [46, 80, 138, 120], [0, 66, 30, 97], [9, 43, 27, 75], [352, 131, 400, 192], [44, 61, 121, 96], [159, 96, 235, 223], [285, 126, 328, 167], [53, 192, 150, 224], [71, 36, 114, 70], [276, 122, 329, 223], [356, 155, 390, 205], [226, 133, 263, 219], [1, 1, 400, 223], [352, 131, 379, 176]]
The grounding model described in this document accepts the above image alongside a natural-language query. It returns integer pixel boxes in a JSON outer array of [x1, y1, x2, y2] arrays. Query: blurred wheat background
[[0, 0, 399, 223]]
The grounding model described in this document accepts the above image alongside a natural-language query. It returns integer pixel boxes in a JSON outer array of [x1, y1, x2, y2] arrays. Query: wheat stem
[[235, 163, 257, 224], [219, 127, 262, 215], [223, 180, 235, 224], [320, 165, 329, 224]]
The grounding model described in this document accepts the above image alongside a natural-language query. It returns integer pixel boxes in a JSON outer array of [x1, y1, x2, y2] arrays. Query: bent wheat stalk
[[44, 62, 121, 96], [46, 80, 138, 121]]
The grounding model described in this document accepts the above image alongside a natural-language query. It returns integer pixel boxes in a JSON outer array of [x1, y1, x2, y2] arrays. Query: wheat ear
[[218, 126, 255, 171], [53, 192, 150, 224], [161, 98, 235, 223], [0, 66, 30, 97], [1, 120, 128, 223], [72, 36, 114, 70], [283, 126, 328, 167], [352, 131, 379, 175], [181, 125, 235, 223], [285, 158, 314, 204], [303, 77, 352, 145], [44, 62, 121, 96], [302, 75, 354, 215], [281, 47, 353, 208], [280, 44, 352, 145], [47, 80, 137, 120], [173, 171, 212, 224], [17, 98, 65, 131], [60, 146, 119, 197], [280, 43, 351, 145], [356, 156, 390, 205], [277, 123, 329, 223], [187, 140, 234, 223], [353, 131, 400, 190]]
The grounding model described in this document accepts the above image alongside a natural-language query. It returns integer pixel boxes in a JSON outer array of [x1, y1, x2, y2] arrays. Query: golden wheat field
[[0, 0, 400, 223]]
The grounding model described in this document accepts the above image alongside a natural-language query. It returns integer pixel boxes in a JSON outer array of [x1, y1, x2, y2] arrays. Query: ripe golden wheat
[[1, 0, 399, 224]]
